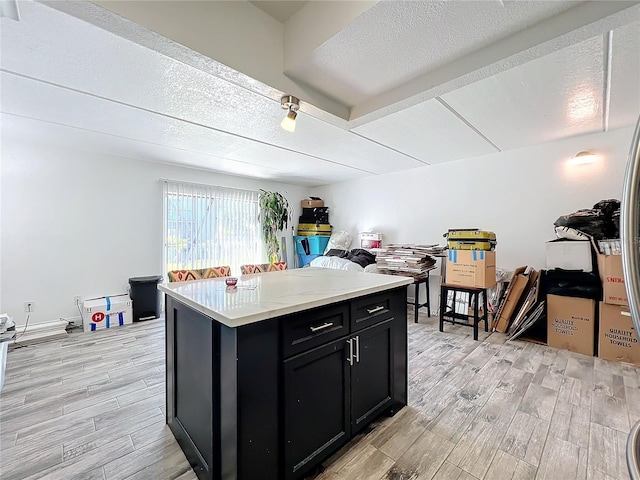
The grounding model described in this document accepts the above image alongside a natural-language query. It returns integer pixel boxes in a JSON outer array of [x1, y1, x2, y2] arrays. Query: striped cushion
[[167, 270, 202, 282], [240, 262, 288, 274], [168, 266, 231, 282], [202, 266, 231, 278], [268, 262, 288, 272]]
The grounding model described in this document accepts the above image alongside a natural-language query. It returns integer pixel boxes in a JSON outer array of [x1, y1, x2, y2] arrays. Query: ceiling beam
[[283, 1, 378, 71]]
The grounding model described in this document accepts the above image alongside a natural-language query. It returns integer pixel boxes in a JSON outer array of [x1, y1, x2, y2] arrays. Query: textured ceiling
[[1, 0, 639, 186], [289, 0, 582, 106]]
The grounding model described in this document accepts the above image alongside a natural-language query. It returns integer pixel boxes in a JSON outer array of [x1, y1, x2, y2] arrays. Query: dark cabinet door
[[350, 318, 394, 433], [283, 337, 351, 480]]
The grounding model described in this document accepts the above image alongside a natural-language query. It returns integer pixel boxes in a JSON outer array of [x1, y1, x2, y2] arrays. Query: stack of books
[[374, 244, 437, 276]]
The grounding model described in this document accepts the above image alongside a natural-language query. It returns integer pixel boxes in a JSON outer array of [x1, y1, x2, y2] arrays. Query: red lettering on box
[[606, 277, 624, 283], [92, 312, 105, 323]]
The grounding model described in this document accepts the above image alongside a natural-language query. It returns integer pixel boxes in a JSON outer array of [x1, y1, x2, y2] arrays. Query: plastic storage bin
[[295, 236, 330, 255], [298, 253, 321, 267], [128, 275, 163, 321]]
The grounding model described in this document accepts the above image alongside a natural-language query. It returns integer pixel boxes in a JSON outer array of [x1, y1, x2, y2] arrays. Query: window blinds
[[162, 180, 263, 277]]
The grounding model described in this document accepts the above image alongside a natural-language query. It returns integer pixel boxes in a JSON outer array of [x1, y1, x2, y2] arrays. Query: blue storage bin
[[298, 253, 321, 267], [295, 236, 330, 255]]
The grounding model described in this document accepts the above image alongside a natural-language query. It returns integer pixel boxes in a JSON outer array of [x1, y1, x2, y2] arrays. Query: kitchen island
[[159, 267, 412, 480]]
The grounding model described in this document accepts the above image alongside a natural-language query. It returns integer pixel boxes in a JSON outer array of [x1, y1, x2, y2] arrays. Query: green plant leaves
[[258, 190, 292, 263]]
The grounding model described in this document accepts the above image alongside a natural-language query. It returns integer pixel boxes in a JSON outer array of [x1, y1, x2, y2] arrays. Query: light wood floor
[[0, 313, 635, 480]]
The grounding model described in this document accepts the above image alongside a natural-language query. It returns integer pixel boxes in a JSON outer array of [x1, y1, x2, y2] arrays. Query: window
[[162, 180, 264, 277]]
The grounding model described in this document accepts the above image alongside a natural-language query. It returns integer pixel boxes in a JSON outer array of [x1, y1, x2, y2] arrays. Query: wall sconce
[[280, 95, 299, 132], [570, 151, 598, 166]]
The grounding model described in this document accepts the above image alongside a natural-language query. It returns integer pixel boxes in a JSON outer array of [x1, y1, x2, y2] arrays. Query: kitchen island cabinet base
[[165, 285, 407, 480]]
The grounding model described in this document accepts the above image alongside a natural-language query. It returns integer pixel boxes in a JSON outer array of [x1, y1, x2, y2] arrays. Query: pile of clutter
[[375, 244, 437, 276]]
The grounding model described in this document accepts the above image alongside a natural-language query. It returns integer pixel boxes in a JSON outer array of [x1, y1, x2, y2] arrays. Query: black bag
[[541, 269, 602, 301], [554, 209, 608, 239], [593, 199, 621, 238]]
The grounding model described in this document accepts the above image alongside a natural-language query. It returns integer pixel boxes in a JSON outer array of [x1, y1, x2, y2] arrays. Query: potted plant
[[258, 190, 292, 263]]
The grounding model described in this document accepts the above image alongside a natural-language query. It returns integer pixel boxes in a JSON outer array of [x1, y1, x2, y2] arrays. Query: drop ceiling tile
[[352, 98, 499, 164], [1, 113, 295, 180], [0, 73, 366, 186], [441, 35, 604, 150], [1, 0, 422, 177], [608, 21, 640, 131]]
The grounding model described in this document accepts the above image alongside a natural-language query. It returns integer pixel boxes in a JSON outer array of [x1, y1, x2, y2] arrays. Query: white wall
[[0, 140, 307, 327], [312, 126, 635, 307]]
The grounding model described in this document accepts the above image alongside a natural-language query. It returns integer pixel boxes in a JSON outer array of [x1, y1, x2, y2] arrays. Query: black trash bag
[[611, 208, 621, 238], [593, 199, 621, 218], [593, 199, 621, 238], [554, 209, 608, 239]]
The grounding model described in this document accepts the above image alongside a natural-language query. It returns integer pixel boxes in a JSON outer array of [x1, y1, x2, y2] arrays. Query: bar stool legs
[[439, 283, 488, 341], [411, 275, 432, 323]]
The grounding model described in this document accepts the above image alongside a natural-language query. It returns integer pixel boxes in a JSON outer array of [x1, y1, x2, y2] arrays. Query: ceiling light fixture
[[280, 95, 299, 132], [570, 150, 598, 165]]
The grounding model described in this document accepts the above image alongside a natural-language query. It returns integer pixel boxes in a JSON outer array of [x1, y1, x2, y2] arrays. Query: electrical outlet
[[74, 295, 82, 306], [24, 301, 34, 313]]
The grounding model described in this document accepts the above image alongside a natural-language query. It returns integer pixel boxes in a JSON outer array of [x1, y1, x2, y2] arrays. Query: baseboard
[[10, 319, 69, 347]]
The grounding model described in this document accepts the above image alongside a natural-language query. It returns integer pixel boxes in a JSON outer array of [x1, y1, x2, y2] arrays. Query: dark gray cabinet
[[283, 317, 395, 479], [165, 285, 408, 480], [284, 337, 351, 478], [351, 319, 394, 432]]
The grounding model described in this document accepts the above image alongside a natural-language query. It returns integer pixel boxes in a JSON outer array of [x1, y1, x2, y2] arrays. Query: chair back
[[168, 266, 231, 282], [240, 262, 287, 274]]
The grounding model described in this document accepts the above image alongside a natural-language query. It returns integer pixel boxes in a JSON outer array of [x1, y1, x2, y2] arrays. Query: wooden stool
[[409, 273, 431, 323], [439, 283, 488, 341]]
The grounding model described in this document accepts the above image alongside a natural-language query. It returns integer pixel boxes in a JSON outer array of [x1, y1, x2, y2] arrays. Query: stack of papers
[[375, 245, 438, 275]]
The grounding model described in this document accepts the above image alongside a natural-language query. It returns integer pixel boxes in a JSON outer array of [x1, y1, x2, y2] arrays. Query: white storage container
[[83, 294, 133, 332], [545, 239, 593, 272], [360, 232, 383, 249]]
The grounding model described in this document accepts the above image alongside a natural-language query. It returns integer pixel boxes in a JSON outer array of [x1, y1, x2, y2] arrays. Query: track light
[[280, 95, 299, 132]]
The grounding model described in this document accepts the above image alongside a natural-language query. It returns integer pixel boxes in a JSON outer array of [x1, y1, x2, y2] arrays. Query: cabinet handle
[[347, 339, 354, 365], [366, 306, 385, 315], [354, 336, 360, 363], [310, 322, 334, 332]]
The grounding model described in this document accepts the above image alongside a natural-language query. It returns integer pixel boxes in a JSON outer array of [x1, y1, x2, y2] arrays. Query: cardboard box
[[599, 303, 640, 365], [596, 252, 628, 306], [547, 294, 596, 356], [493, 267, 529, 333], [545, 239, 593, 272], [446, 250, 496, 288], [83, 294, 133, 332], [300, 197, 324, 208]]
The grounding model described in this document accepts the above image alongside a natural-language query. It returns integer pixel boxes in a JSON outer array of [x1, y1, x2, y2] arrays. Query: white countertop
[[158, 267, 412, 328]]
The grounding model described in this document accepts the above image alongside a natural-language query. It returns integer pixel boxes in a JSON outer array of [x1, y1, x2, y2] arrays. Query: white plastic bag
[[324, 230, 353, 254]]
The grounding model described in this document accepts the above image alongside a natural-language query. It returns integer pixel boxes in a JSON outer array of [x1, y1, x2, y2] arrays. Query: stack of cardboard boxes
[[442, 230, 497, 326], [444, 230, 497, 289], [295, 197, 331, 267], [596, 240, 637, 365], [545, 237, 638, 365]]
